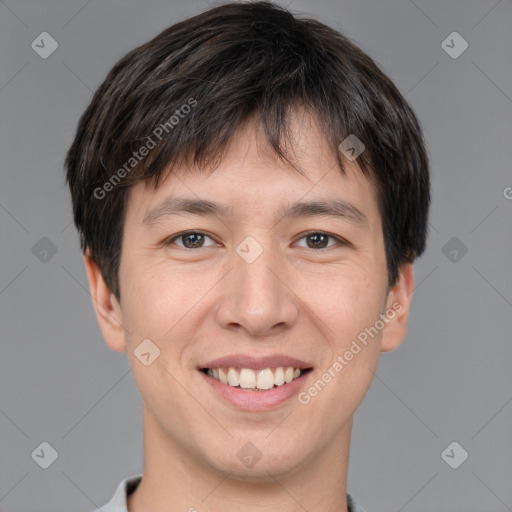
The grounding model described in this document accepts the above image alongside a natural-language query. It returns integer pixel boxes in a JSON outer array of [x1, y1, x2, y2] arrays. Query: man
[[65, 2, 430, 511]]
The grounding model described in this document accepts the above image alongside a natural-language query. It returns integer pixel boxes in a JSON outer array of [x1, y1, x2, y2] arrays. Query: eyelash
[[164, 230, 349, 250]]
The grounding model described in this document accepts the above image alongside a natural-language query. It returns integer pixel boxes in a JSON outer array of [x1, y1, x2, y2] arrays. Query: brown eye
[[295, 232, 344, 249], [306, 233, 329, 248], [166, 231, 216, 249]]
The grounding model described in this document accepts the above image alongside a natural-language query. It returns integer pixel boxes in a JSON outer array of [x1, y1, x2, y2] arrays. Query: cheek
[[299, 264, 387, 409], [119, 265, 199, 413], [121, 260, 212, 374], [304, 262, 386, 338], [302, 280, 385, 420], [118, 258, 172, 344]]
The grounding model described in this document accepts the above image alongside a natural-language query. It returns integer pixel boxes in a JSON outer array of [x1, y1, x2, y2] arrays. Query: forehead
[[124, 112, 381, 229]]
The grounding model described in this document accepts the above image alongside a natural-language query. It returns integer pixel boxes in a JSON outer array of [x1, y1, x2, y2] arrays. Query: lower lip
[[199, 370, 313, 411]]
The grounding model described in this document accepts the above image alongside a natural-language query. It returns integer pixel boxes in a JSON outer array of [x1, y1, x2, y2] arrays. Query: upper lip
[[200, 354, 313, 371]]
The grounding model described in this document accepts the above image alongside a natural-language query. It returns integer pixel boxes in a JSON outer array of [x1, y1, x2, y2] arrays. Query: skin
[[84, 110, 414, 512]]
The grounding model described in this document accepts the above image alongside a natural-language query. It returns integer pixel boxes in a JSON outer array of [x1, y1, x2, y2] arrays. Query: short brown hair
[[65, 0, 430, 301]]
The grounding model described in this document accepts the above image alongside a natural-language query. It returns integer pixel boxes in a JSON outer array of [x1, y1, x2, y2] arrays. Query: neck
[[128, 406, 353, 512]]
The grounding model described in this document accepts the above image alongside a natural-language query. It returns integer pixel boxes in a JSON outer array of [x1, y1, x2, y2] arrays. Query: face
[[86, 111, 413, 481]]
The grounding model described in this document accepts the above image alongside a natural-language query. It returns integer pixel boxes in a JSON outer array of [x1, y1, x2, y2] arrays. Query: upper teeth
[[206, 367, 303, 390]]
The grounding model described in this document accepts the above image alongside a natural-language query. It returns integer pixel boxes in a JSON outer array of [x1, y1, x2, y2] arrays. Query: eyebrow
[[142, 197, 368, 228]]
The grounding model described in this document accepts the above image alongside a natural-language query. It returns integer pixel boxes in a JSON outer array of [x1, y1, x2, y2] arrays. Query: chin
[[201, 439, 306, 482]]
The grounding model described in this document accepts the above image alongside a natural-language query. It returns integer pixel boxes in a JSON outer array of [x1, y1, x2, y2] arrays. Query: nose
[[215, 239, 300, 337]]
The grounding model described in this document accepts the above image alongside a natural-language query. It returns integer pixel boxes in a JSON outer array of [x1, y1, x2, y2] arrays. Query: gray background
[[1, 0, 511, 511]]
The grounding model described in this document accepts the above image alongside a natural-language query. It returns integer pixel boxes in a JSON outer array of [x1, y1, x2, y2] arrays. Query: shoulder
[[89, 474, 142, 512], [347, 492, 367, 512]]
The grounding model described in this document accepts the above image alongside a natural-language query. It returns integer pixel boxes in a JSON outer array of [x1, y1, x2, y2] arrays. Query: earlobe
[[380, 263, 415, 353], [83, 251, 127, 353]]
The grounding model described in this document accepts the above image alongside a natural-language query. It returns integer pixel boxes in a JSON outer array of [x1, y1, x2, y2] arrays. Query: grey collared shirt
[[92, 474, 366, 512]]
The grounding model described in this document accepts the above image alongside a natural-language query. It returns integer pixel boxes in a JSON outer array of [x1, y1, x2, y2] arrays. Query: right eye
[[164, 231, 219, 249]]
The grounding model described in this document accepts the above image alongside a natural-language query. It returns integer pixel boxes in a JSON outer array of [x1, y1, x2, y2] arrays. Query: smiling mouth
[[201, 367, 313, 391]]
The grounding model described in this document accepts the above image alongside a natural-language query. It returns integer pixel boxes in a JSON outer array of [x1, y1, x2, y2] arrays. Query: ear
[[83, 250, 127, 353], [380, 263, 415, 353]]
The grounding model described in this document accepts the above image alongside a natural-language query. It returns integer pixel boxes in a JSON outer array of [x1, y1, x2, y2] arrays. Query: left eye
[[295, 232, 341, 249]]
